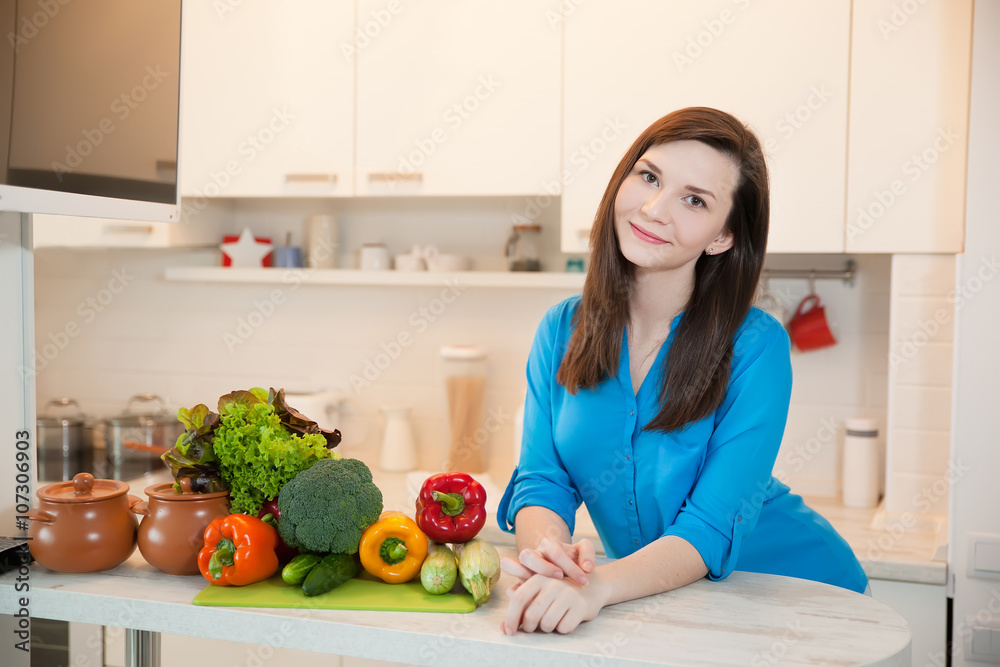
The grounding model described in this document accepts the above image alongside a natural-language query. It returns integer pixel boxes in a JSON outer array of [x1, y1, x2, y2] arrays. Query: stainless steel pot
[[36, 398, 95, 482], [103, 394, 182, 481]]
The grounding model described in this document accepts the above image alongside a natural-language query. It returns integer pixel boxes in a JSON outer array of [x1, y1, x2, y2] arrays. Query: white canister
[[842, 417, 880, 509], [306, 215, 338, 269], [359, 243, 391, 271]]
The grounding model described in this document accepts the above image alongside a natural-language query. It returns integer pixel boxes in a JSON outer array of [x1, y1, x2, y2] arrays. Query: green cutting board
[[193, 570, 476, 613]]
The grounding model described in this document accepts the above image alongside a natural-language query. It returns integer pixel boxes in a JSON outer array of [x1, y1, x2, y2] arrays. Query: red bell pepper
[[198, 513, 279, 586], [415, 472, 486, 543]]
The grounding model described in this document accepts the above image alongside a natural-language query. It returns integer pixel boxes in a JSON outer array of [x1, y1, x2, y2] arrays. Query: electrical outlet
[[969, 534, 1000, 580]]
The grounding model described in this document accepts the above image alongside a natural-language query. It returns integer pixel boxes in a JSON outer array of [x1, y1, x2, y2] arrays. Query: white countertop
[[1, 550, 911, 666], [9, 466, 917, 665]]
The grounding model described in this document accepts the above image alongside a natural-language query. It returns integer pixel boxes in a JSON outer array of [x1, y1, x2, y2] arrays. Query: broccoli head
[[277, 457, 383, 554]]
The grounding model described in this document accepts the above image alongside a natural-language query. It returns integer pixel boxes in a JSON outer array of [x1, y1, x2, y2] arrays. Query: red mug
[[788, 294, 836, 351]]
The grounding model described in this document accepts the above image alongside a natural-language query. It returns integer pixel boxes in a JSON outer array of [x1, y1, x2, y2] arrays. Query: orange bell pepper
[[198, 513, 279, 586], [358, 511, 428, 583]]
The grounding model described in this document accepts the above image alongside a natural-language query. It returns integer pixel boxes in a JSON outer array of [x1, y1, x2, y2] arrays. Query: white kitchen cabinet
[[30, 197, 233, 248], [845, 0, 972, 254], [30, 214, 222, 248], [354, 0, 560, 197], [869, 579, 947, 667], [180, 1, 354, 198], [561, 1, 851, 254]]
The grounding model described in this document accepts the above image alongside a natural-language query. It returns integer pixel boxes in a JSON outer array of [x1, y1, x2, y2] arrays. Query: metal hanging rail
[[761, 260, 856, 286]]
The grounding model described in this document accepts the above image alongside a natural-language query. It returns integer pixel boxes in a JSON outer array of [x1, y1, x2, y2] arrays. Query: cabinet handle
[[285, 173, 338, 184], [368, 172, 423, 183], [577, 227, 592, 239], [104, 225, 155, 235], [155, 160, 177, 173]]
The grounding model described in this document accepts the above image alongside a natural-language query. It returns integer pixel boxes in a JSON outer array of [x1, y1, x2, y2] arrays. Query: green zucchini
[[301, 553, 359, 597], [281, 553, 322, 585], [420, 544, 458, 595]]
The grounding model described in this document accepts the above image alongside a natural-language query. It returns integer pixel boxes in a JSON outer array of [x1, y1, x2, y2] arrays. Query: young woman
[[496, 107, 867, 636]]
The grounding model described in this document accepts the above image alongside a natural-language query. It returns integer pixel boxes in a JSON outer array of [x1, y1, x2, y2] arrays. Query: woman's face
[[614, 140, 738, 275]]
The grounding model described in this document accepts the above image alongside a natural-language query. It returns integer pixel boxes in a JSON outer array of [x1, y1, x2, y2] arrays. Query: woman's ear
[[708, 230, 735, 255]]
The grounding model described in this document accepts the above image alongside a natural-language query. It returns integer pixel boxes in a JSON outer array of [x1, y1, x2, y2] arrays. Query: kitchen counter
[[801, 496, 947, 586], [1, 550, 911, 666]]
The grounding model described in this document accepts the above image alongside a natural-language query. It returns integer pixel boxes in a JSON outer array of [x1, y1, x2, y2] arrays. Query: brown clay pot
[[133, 483, 231, 575], [27, 472, 140, 573]]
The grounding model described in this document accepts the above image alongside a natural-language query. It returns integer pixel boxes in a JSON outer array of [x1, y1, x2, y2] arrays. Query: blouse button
[[634, 539, 639, 545], [628, 499, 633, 505], [630, 410, 635, 416]]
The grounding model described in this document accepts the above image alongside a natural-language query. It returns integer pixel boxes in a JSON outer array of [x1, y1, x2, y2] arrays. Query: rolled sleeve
[[497, 301, 583, 535], [661, 313, 793, 580]]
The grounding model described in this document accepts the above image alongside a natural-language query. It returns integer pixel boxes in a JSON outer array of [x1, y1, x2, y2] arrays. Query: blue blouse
[[497, 295, 868, 593]]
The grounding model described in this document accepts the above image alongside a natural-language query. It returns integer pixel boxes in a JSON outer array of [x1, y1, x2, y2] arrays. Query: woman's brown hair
[[556, 107, 770, 432]]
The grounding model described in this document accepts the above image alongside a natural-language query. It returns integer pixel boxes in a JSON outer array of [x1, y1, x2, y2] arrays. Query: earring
[[706, 247, 714, 256]]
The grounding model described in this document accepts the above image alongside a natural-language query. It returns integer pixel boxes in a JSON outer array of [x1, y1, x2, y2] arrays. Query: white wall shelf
[[163, 266, 585, 290]]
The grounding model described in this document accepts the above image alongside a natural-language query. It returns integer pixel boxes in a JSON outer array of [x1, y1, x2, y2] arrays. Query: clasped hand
[[499, 537, 604, 635]]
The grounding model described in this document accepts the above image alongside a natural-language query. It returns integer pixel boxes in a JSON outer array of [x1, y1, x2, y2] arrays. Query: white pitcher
[[380, 406, 417, 472]]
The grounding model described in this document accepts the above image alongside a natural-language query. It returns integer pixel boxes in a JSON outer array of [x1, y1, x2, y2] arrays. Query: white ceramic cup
[[394, 254, 426, 271], [427, 253, 470, 272], [359, 243, 390, 270]]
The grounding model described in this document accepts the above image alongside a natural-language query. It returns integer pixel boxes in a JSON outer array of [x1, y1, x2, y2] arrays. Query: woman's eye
[[684, 195, 706, 208], [639, 171, 657, 185]]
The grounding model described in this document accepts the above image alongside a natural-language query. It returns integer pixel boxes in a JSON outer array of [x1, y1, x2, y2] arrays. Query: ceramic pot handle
[[131, 500, 150, 517], [72, 472, 96, 495], [127, 494, 143, 509], [25, 509, 55, 524]]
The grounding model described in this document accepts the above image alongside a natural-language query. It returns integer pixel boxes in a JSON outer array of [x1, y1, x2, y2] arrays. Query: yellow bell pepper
[[359, 511, 429, 583]]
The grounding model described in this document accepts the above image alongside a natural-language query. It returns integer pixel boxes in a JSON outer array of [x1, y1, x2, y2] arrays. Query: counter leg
[[125, 628, 161, 667]]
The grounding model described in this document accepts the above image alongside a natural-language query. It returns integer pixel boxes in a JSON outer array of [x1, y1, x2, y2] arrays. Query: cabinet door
[[562, 1, 850, 254], [845, 0, 972, 253], [180, 1, 354, 198], [355, 0, 560, 196]]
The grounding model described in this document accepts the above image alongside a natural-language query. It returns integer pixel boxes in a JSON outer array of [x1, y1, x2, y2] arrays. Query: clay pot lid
[[37, 472, 129, 503], [143, 481, 230, 501]]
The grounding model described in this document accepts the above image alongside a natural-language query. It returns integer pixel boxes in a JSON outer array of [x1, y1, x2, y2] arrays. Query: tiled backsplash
[[884, 255, 957, 517], [33, 239, 895, 501]]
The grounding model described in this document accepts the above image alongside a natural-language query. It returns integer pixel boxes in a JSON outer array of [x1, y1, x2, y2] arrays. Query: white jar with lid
[[842, 417, 880, 508], [440, 345, 487, 473]]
